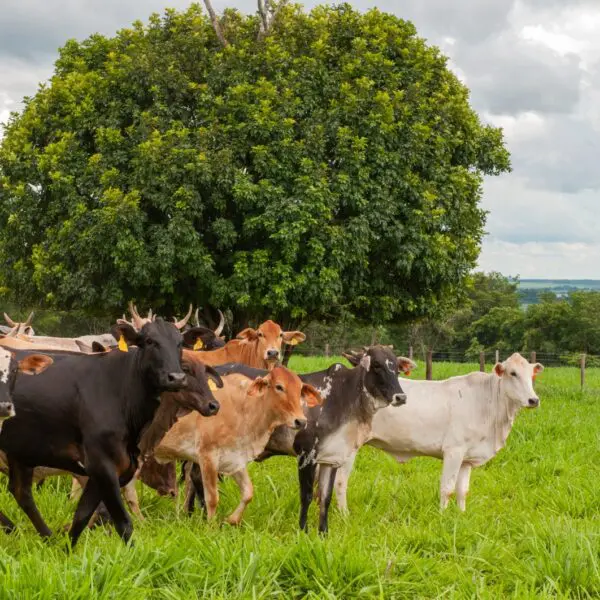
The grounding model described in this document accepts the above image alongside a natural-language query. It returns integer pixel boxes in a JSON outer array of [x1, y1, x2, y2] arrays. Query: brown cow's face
[[237, 320, 306, 368], [247, 366, 318, 429]]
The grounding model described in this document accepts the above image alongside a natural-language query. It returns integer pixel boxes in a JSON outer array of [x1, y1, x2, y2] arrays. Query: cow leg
[[334, 451, 357, 515], [187, 462, 207, 514], [226, 468, 253, 526], [84, 455, 134, 544], [69, 479, 103, 546], [199, 459, 219, 520], [313, 464, 320, 504], [70, 476, 86, 501], [318, 465, 337, 535], [8, 461, 52, 537], [440, 450, 465, 510], [298, 459, 316, 532], [0, 511, 15, 533], [455, 463, 472, 512], [122, 478, 144, 521]]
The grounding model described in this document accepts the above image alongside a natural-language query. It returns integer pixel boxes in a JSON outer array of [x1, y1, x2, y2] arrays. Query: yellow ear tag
[[208, 379, 217, 391], [118, 335, 129, 353], [193, 339, 204, 351], [288, 338, 299, 346]]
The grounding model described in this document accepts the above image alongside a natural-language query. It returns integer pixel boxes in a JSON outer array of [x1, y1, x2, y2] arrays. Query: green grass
[[2, 357, 600, 598]]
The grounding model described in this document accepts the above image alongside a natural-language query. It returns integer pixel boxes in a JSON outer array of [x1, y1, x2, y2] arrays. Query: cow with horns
[[1, 312, 35, 337]]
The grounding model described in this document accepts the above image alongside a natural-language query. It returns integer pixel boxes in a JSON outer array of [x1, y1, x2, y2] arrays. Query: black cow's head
[[111, 318, 187, 392], [182, 327, 226, 352], [343, 346, 416, 411], [0, 348, 54, 423]]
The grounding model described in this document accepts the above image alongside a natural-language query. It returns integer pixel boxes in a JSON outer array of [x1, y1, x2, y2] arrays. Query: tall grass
[[1, 357, 599, 598]]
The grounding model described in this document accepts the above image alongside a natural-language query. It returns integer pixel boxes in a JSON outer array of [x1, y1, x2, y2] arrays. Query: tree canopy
[[0, 2, 510, 324]]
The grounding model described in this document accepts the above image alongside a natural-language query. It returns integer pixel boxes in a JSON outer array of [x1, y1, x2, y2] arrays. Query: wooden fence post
[[408, 346, 413, 360], [325, 343, 330, 358], [530, 351, 537, 364], [581, 353, 586, 391], [495, 349, 500, 363], [426, 350, 433, 381], [479, 351, 485, 372], [370, 329, 377, 346]]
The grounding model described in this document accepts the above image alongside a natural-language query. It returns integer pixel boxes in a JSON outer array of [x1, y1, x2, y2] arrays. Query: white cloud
[[478, 238, 600, 278]]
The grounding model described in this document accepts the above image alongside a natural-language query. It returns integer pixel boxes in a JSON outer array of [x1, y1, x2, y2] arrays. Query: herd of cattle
[[0, 306, 544, 546]]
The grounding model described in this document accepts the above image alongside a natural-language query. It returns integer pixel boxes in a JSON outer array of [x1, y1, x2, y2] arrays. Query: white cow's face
[[494, 353, 544, 408]]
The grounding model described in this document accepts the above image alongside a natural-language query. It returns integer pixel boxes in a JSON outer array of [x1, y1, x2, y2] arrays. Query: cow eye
[[275, 384, 285, 392], [510, 371, 517, 377], [258, 332, 264, 338]]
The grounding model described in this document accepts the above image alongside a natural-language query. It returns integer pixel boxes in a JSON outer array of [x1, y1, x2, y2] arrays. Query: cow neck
[[235, 388, 290, 455], [487, 373, 520, 454], [119, 348, 163, 447], [317, 365, 370, 435]]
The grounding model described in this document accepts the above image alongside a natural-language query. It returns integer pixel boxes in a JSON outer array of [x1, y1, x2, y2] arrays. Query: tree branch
[[257, 0, 288, 40], [257, 0, 269, 35], [203, 0, 229, 48]]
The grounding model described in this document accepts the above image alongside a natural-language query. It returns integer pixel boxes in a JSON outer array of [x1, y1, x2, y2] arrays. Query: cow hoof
[[225, 517, 241, 526]]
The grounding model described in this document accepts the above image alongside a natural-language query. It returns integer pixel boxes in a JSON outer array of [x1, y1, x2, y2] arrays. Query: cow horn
[[194, 308, 200, 327], [214, 309, 225, 336], [174, 304, 193, 330], [129, 302, 145, 331], [147, 308, 153, 320], [24, 311, 34, 326], [3, 312, 16, 327]]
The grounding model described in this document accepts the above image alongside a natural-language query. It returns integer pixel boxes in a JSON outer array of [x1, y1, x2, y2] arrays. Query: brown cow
[[184, 320, 306, 371], [136, 319, 306, 500], [152, 367, 321, 525]]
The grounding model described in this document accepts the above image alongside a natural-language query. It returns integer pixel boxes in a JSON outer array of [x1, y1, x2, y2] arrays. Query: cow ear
[[75, 340, 94, 354], [18, 354, 54, 375], [301, 383, 322, 408], [237, 328, 258, 341], [397, 356, 417, 375], [111, 323, 140, 350], [533, 362, 544, 380], [494, 362, 505, 377], [92, 341, 108, 353], [247, 376, 269, 396], [183, 326, 215, 351], [342, 352, 362, 367], [282, 331, 306, 346], [204, 365, 224, 390]]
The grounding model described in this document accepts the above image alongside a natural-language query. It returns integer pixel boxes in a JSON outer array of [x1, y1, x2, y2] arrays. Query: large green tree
[[0, 2, 510, 325]]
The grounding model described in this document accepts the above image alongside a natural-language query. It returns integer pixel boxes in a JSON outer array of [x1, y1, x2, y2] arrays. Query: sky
[[0, 0, 597, 279]]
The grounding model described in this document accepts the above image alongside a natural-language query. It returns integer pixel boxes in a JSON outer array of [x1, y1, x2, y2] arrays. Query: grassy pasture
[[1, 357, 600, 598]]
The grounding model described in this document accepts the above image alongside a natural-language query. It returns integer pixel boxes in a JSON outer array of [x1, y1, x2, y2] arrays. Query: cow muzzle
[[0, 402, 15, 419], [292, 417, 307, 430], [161, 372, 188, 391], [265, 349, 280, 362], [527, 397, 540, 408], [391, 393, 407, 407], [200, 400, 220, 417]]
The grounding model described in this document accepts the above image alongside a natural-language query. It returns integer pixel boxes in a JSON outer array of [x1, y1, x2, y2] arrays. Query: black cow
[[0, 346, 54, 529], [0, 318, 221, 546], [185, 346, 414, 533]]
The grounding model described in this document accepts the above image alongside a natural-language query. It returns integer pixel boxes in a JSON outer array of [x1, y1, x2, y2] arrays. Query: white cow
[[333, 353, 544, 512]]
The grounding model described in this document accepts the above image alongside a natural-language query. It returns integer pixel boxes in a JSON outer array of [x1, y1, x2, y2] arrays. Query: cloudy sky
[[0, 0, 596, 279]]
